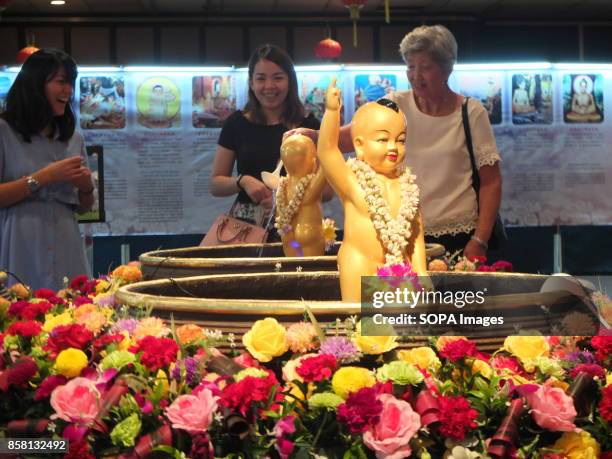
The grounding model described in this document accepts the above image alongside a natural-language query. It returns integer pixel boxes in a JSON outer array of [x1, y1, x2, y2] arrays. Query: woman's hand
[[37, 156, 84, 185], [463, 239, 486, 259], [241, 175, 272, 204], [72, 166, 93, 192], [282, 128, 318, 143]]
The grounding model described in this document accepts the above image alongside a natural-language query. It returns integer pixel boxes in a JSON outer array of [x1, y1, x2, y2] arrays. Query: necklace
[[347, 158, 420, 265], [274, 173, 315, 236]]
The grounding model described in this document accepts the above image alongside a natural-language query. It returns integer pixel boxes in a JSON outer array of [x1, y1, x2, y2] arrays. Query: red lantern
[[342, 0, 368, 47], [315, 38, 342, 60], [16, 46, 39, 64]]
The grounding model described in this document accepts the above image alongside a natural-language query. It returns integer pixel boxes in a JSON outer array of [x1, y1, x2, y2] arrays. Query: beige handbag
[[200, 214, 268, 246]]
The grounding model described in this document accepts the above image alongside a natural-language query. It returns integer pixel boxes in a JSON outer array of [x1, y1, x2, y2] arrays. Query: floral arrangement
[[428, 254, 514, 273], [274, 173, 315, 237], [347, 158, 420, 266], [1, 267, 611, 459]]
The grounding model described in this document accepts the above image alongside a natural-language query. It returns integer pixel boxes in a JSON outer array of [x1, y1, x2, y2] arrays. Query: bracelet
[[470, 235, 488, 250], [236, 174, 245, 191], [79, 187, 95, 195]]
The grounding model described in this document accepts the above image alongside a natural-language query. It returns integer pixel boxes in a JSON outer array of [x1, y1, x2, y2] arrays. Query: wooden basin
[[139, 242, 446, 279], [116, 271, 597, 351]]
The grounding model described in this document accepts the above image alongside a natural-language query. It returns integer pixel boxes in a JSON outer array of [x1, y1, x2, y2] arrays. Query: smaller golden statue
[[317, 78, 428, 302], [275, 134, 327, 257]]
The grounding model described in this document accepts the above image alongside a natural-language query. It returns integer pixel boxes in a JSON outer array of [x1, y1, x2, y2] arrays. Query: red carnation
[[476, 265, 494, 272], [0, 357, 38, 392], [591, 336, 612, 363], [468, 256, 487, 264], [130, 336, 179, 371], [92, 333, 125, 354], [337, 387, 383, 434], [34, 375, 68, 400], [63, 439, 95, 459], [220, 371, 280, 417], [491, 260, 513, 272], [69, 275, 98, 295], [8, 300, 52, 320], [570, 363, 606, 380], [491, 355, 527, 377], [34, 288, 64, 305], [439, 339, 478, 362], [437, 395, 478, 440], [45, 324, 93, 356], [7, 320, 42, 337], [296, 354, 337, 382], [74, 296, 93, 306], [599, 385, 612, 422], [601, 452, 612, 459], [0, 333, 4, 349]]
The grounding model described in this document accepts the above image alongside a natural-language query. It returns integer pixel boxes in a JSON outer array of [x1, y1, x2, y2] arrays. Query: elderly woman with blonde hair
[[287, 25, 502, 258]]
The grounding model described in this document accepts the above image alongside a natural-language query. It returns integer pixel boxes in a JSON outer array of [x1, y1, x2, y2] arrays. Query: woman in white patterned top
[[286, 25, 502, 258]]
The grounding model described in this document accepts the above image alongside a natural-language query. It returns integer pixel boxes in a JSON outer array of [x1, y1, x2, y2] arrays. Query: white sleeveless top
[[387, 90, 501, 237]]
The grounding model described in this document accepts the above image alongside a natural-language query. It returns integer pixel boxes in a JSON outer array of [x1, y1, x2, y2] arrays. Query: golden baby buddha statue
[[274, 134, 327, 257], [317, 78, 428, 302]]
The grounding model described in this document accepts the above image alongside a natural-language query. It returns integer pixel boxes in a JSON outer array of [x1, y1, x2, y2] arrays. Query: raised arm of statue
[[317, 78, 352, 200]]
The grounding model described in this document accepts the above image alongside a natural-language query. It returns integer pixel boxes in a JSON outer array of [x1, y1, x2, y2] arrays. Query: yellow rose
[[504, 335, 549, 362], [353, 321, 397, 355], [469, 358, 493, 378], [242, 318, 288, 362], [552, 431, 600, 459], [95, 280, 111, 294], [331, 366, 376, 399], [55, 348, 88, 378], [606, 372, 612, 387], [43, 311, 73, 333], [397, 347, 441, 371]]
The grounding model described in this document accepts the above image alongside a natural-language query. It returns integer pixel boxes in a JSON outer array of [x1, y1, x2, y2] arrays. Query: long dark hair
[[244, 44, 305, 128], [1, 48, 77, 142]]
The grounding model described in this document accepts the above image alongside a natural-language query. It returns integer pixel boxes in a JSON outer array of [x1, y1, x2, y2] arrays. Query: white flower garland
[[274, 173, 315, 236], [347, 158, 420, 266]]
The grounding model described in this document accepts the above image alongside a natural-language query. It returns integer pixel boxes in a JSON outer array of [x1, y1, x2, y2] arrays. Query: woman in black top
[[211, 44, 320, 224]]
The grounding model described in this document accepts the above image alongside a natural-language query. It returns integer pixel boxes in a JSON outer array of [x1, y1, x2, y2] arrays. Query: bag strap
[[215, 217, 252, 243], [461, 97, 481, 207]]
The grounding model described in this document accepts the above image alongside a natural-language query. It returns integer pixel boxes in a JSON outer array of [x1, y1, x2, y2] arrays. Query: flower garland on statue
[[347, 158, 419, 265], [274, 173, 315, 236]]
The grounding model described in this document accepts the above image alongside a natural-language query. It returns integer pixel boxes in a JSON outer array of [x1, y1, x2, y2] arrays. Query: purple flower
[[566, 351, 598, 365], [171, 357, 200, 386], [320, 337, 360, 363], [111, 318, 139, 335]]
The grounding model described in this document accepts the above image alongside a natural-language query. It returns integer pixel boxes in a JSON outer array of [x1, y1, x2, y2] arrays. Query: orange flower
[[8, 283, 30, 299], [176, 324, 204, 345], [111, 264, 142, 283]]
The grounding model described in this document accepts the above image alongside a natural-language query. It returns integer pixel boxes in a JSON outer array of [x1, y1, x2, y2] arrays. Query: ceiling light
[[50, 1, 66, 5]]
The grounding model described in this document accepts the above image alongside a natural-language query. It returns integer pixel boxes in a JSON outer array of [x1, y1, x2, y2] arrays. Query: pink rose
[[165, 388, 219, 433], [50, 377, 100, 426], [363, 394, 421, 459], [524, 384, 577, 432]]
